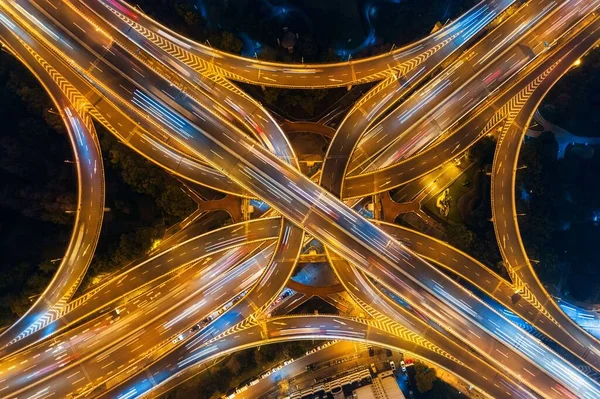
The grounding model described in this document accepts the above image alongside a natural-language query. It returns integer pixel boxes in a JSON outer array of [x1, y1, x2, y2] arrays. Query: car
[[370, 363, 377, 375], [190, 324, 201, 332], [385, 349, 392, 357], [389, 360, 396, 372], [368, 347, 374, 357], [400, 360, 406, 373], [172, 334, 184, 344]]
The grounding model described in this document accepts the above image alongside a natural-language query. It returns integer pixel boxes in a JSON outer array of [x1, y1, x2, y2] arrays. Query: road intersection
[[1, 0, 600, 398]]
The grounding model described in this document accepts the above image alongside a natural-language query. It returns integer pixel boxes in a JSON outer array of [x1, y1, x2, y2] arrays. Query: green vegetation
[[414, 362, 438, 393], [77, 129, 195, 291], [541, 47, 600, 137], [100, 131, 195, 224], [437, 137, 505, 274], [517, 132, 600, 300], [0, 52, 75, 326], [134, 0, 477, 63], [262, 87, 328, 117], [412, 362, 467, 398], [420, 380, 467, 399], [0, 48, 196, 323]]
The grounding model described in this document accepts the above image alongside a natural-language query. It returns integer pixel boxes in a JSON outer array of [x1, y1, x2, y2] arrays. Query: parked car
[[370, 363, 377, 375]]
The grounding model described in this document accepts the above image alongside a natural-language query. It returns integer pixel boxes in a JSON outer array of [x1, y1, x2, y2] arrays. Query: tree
[[446, 223, 475, 252], [220, 32, 243, 54], [262, 87, 280, 105], [427, 380, 464, 399], [414, 362, 438, 393], [253, 344, 278, 364], [468, 136, 496, 165], [157, 185, 195, 219], [198, 367, 232, 398], [284, 342, 308, 359]]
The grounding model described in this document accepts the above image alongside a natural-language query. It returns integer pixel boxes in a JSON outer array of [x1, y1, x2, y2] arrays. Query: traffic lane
[[7, 0, 246, 196], [180, 223, 305, 356], [341, 87, 496, 198], [7, 244, 271, 399], [346, 0, 587, 176], [35, 0, 298, 169], [88, 37, 600, 397], [319, 0, 510, 193], [240, 341, 357, 398], [89, 0, 515, 88], [58, 212, 299, 399], [70, 244, 274, 399], [0, 21, 105, 351], [112, 220, 308, 399], [378, 222, 517, 301], [346, 0, 584, 174], [4, 0, 576, 396], [330, 257, 539, 399], [336, 255, 580, 399], [391, 164, 457, 203], [74, 38, 600, 398], [17, 0, 277, 197], [321, 37, 457, 196], [374, 222, 586, 351], [491, 15, 600, 378], [24, 213, 291, 398], [54, 0, 299, 168], [4, 0, 244, 196], [109, 315, 537, 399], [3, 7, 304, 376], [55, 217, 280, 320], [299, 212, 588, 399], [6, 215, 279, 356], [341, 11, 600, 199], [17, 3, 597, 395], [0, 243, 267, 397], [231, 223, 304, 324]]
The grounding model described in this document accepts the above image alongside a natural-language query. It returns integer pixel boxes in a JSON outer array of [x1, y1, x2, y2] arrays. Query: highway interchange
[[0, 0, 600, 398]]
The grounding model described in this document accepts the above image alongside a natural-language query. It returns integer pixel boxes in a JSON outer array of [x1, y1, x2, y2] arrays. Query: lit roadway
[[490, 9, 600, 384], [101, 315, 538, 399], [318, 0, 600, 388], [345, 0, 570, 176], [341, 0, 600, 198], [0, 0, 596, 394], [1, 0, 600, 398], [0, 217, 283, 357], [0, 0, 246, 198], [320, 0, 517, 197], [68, 0, 514, 197], [0, 22, 106, 352], [323, 1, 600, 377], [89, 0, 513, 89], [1, 242, 272, 398], [58, 2, 600, 395]]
